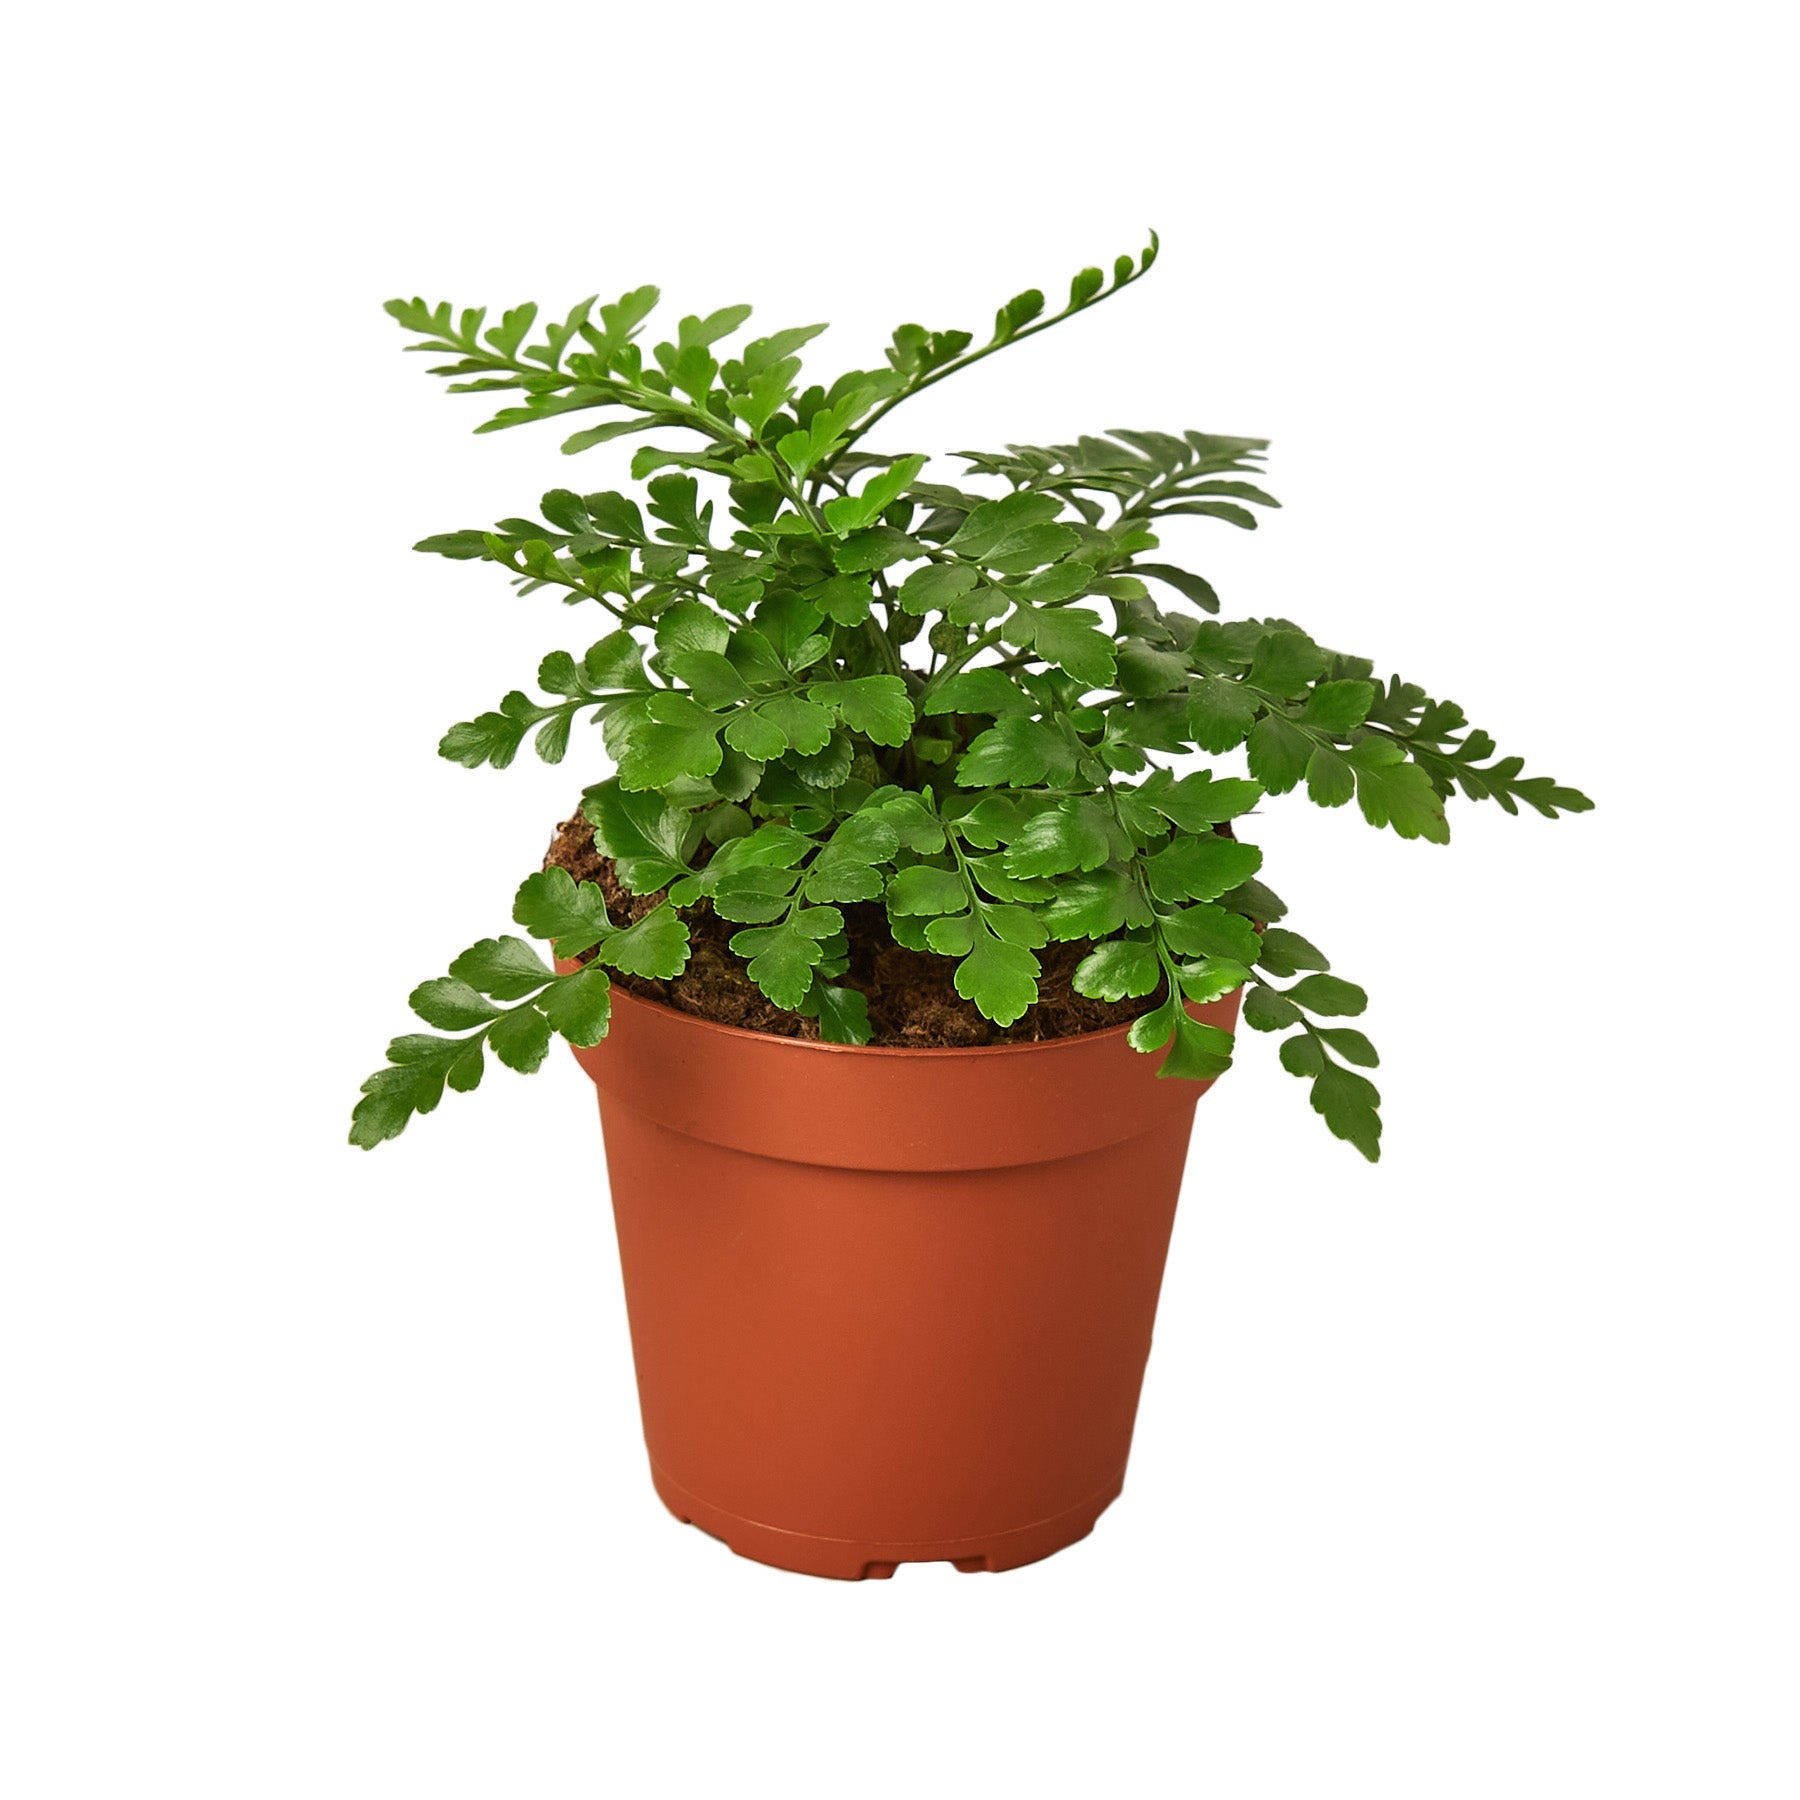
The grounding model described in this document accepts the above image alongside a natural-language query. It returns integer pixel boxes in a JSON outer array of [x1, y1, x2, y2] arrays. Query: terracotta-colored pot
[[566, 981, 1241, 1579]]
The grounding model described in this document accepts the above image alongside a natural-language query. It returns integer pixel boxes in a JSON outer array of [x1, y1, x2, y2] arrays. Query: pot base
[[650, 1460, 1124, 1581]]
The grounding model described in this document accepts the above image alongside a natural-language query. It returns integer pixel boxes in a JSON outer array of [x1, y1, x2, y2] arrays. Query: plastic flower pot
[[565, 980, 1242, 1580]]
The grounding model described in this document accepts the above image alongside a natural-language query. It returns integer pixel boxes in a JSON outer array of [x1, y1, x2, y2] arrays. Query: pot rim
[[599, 975, 1149, 1062]]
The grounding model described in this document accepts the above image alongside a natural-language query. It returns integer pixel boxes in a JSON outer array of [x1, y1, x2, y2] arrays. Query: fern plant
[[351, 235, 1590, 1159]]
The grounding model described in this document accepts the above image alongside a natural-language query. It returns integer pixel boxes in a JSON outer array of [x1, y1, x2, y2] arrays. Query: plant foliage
[[353, 237, 1591, 1158]]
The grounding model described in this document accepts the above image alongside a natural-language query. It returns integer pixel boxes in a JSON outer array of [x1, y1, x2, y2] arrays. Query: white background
[[5, 3, 1796, 1795]]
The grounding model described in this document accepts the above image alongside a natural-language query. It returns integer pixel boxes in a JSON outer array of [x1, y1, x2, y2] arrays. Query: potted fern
[[353, 236, 1591, 1578]]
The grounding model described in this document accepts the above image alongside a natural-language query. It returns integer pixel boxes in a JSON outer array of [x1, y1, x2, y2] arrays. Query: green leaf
[[645, 473, 712, 544], [956, 716, 1077, 787], [753, 592, 827, 663], [584, 631, 651, 690], [595, 906, 691, 979], [922, 667, 1034, 717], [740, 322, 828, 376], [953, 934, 1039, 1026], [694, 836, 789, 895], [586, 491, 646, 541], [1345, 738, 1451, 842], [804, 812, 901, 904], [562, 417, 659, 455], [1158, 903, 1262, 964], [995, 287, 1046, 337], [983, 903, 1050, 947], [923, 913, 975, 955], [833, 527, 921, 574], [1288, 973, 1368, 1017], [538, 963, 613, 1047], [518, 488, 591, 540], [655, 599, 730, 658], [1304, 745, 1356, 807], [1002, 799, 1112, 879], [1256, 928, 1330, 975], [982, 522, 1081, 576], [616, 692, 724, 790], [1188, 676, 1258, 752], [447, 935, 555, 1000], [1158, 1008, 1236, 1080], [488, 1003, 554, 1073], [787, 728, 851, 789], [821, 454, 927, 535], [1248, 630, 1329, 697], [815, 984, 873, 1045], [1127, 996, 1178, 1055], [948, 582, 1013, 629], [826, 675, 914, 746], [947, 793, 1027, 850], [1279, 1033, 1326, 1078], [1318, 1027, 1380, 1067], [349, 1066, 441, 1151], [897, 562, 980, 616], [809, 573, 875, 627], [1116, 639, 1190, 697], [1142, 770, 1264, 830], [475, 390, 609, 438], [1135, 563, 1220, 613], [776, 427, 819, 476], [1159, 499, 1260, 530], [1142, 834, 1264, 903], [948, 491, 1063, 558], [486, 301, 538, 357], [678, 303, 754, 349], [707, 867, 803, 922], [664, 649, 751, 709], [414, 531, 491, 560], [760, 694, 835, 755], [729, 914, 839, 1010], [1042, 867, 1144, 941], [408, 978, 500, 1031], [1015, 562, 1093, 604], [511, 866, 612, 956], [1311, 1062, 1382, 1161], [584, 781, 691, 891], [1184, 479, 1279, 509], [593, 285, 660, 353], [1125, 993, 1234, 1078], [438, 692, 553, 771], [1300, 679, 1375, 733], [1007, 605, 1117, 688], [532, 708, 574, 765], [1176, 957, 1251, 1004], [1245, 713, 1315, 793], [965, 854, 1052, 905], [1242, 983, 1302, 1031], [725, 632, 792, 692], [870, 793, 947, 854], [1218, 876, 1288, 924], [351, 1035, 486, 1149], [887, 863, 967, 915], [1072, 939, 1160, 1002], [720, 824, 813, 870], [722, 708, 789, 761]]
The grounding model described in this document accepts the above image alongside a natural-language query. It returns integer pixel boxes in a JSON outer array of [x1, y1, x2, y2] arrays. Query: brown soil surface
[[544, 809, 1157, 1048]]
